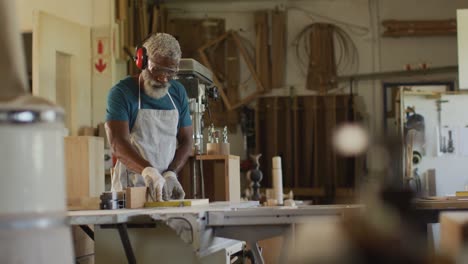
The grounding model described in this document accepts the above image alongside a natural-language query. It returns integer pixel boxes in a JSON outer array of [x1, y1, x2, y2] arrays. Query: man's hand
[[162, 171, 185, 200], [142, 167, 165, 201]]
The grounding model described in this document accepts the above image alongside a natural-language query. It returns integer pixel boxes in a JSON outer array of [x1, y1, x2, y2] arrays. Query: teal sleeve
[[106, 86, 129, 122], [175, 82, 192, 128]]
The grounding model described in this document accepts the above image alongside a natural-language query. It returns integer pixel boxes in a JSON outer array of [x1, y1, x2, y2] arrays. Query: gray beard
[[141, 70, 170, 99]]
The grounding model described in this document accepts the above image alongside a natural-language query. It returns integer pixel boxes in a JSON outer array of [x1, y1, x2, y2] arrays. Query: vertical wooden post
[[313, 97, 319, 187]]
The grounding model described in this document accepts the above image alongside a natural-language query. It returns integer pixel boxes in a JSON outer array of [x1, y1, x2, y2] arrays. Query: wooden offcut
[[125, 187, 147, 209], [67, 197, 100, 211], [196, 155, 241, 202], [306, 23, 337, 93], [382, 19, 457, 37], [440, 212, 468, 259], [206, 143, 230, 155]]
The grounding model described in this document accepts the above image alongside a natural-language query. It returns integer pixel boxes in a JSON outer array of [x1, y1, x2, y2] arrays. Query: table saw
[[68, 201, 362, 264]]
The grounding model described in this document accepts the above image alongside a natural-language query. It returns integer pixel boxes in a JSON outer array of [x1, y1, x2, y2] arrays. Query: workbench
[[68, 202, 362, 264], [413, 198, 468, 223]]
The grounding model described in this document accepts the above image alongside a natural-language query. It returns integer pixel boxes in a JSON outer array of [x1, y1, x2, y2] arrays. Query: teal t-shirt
[[106, 76, 192, 130]]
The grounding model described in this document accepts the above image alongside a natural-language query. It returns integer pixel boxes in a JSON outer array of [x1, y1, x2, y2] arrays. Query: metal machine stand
[[177, 59, 217, 199]]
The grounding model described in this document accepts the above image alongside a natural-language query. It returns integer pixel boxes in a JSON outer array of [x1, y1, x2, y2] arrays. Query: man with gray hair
[[105, 33, 193, 202]]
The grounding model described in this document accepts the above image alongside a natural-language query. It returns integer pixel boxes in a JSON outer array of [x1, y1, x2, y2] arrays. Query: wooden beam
[[198, 49, 233, 109], [254, 11, 271, 91], [198, 30, 265, 110], [271, 10, 286, 88]]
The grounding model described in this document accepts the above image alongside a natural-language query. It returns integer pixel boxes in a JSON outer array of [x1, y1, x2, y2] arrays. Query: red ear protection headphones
[[134, 45, 148, 70]]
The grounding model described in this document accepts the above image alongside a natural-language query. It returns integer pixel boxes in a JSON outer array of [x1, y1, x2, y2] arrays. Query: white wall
[[17, 0, 117, 127], [403, 93, 468, 196], [16, 0, 93, 31]]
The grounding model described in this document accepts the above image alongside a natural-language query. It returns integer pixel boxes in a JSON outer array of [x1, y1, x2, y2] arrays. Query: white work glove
[[142, 167, 166, 202], [162, 171, 185, 200]]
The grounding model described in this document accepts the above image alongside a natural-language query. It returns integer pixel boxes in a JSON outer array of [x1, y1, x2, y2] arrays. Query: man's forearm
[[106, 121, 152, 174], [111, 138, 152, 174], [166, 142, 192, 174]]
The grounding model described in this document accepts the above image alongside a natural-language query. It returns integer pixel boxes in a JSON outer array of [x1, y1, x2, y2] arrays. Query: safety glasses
[[147, 60, 179, 79]]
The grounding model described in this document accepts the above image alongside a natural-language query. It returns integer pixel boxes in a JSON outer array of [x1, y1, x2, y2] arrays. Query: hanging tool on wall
[[436, 99, 449, 153], [447, 129, 455, 153]]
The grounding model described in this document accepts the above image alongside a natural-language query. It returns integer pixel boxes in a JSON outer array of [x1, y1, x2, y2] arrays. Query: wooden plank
[[306, 24, 337, 93], [196, 154, 239, 161], [302, 97, 315, 188], [195, 155, 240, 202], [227, 155, 241, 202], [88, 137, 105, 197], [336, 188, 354, 197], [255, 100, 261, 155], [138, 0, 145, 42], [65, 136, 87, 199], [258, 97, 276, 188], [198, 31, 231, 51], [313, 97, 319, 187], [166, 18, 236, 130], [199, 30, 265, 110], [229, 90, 264, 109], [144, 199, 209, 207], [293, 96, 300, 187], [128, 0, 134, 48], [231, 31, 265, 94], [151, 5, 158, 33], [382, 19, 457, 37], [273, 97, 278, 155], [142, 0, 149, 37], [271, 10, 286, 88], [159, 5, 168, 33], [336, 96, 345, 187], [116, 0, 127, 21], [262, 187, 325, 197], [65, 136, 104, 201], [198, 49, 232, 109], [68, 197, 100, 211], [326, 96, 337, 192], [283, 97, 293, 187], [225, 35, 240, 131], [122, 17, 129, 57], [211, 161, 228, 201], [254, 11, 271, 91]]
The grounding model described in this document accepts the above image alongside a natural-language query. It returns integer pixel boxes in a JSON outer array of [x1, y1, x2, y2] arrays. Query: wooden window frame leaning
[[198, 30, 264, 111]]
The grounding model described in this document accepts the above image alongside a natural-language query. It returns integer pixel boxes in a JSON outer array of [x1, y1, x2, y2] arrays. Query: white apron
[[111, 83, 178, 191]]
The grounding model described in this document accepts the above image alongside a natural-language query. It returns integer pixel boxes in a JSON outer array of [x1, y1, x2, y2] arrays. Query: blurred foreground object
[[0, 1, 73, 263], [333, 123, 369, 156]]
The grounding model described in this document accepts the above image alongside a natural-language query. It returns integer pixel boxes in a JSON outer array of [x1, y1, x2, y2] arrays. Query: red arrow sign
[[95, 58, 107, 73], [98, 40, 103, 54]]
